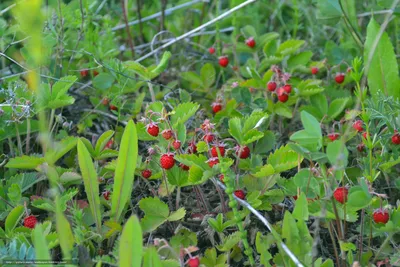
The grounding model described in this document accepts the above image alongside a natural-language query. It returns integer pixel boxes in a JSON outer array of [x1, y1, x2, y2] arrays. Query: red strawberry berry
[[23, 215, 37, 229], [173, 140, 181, 150], [211, 146, 225, 157], [328, 133, 340, 141], [391, 132, 400, 145], [245, 37, 256, 48], [141, 169, 152, 179], [93, 70, 99, 77], [212, 102, 222, 113], [207, 157, 219, 168], [311, 67, 319, 75], [357, 143, 365, 152], [352, 120, 364, 132], [80, 69, 89, 77], [283, 84, 292, 94], [276, 87, 289, 103], [109, 104, 118, 111], [219, 56, 229, 68], [188, 257, 200, 267], [146, 122, 159, 137], [180, 163, 190, 171], [362, 132, 370, 140], [236, 146, 250, 159], [160, 153, 175, 169], [203, 134, 215, 143], [219, 174, 225, 183], [188, 142, 197, 154], [102, 98, 109, 105], [161, 129, 173, 140], [234, 190, 246, 200], [267, 81, 277, 92], [335, 73, 345, 84], [102, 191, 110, 200], [333, 187, 348, 204], [373, 208, 390, 224], [104, 139, 113, 149], [209, 47, 215, 54]]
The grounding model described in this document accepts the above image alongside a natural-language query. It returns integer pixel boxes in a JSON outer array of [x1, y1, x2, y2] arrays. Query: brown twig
[[121, 0, 135, 57]]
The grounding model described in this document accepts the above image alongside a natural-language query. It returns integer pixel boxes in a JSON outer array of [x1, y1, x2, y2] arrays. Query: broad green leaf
[[139, 197, 169, 232], [94, 130, 114, 155], [364, 18, 400, 100], [267, 145, 301, 173], [52, 75, 77, 100], [327, 98, 350, 120], [170, 102, 200, 126], [243, 110, 268, 133], [301, 111, 322, 138], [77, 139, 102, 232], [168, 208, 186, 221], [274, 102, 292, 118], [180, 72, 204, 87], [5, 156, 45, 170], [326, 141, 348, 169], [216, 232, 241, 252], [7, 184, 21, 204], [5, 205, 24, 233], [243, 129, 264, 144], [282, 211, 299, 243], [276, 40, 305, 56], [293, 192, 309, 221], [119, 216, 143, 267], [55, 197, 74, 259], [253, 164, 275, 178], [310, 94, 328, 116], [287, 51, 313, 69], [93, 73, 116, 90], [316, 0, 342, 24], [347, 188, 372, 209], [112, 120, 138, 222], [166, 167, 189, 187], [32, 224, 52, 266], [228, 117, 243, 144], [188, 165, 204, 184], [200, 63, 216, 88], [142, 247, 162, 267], [45, 136, 78, 165]]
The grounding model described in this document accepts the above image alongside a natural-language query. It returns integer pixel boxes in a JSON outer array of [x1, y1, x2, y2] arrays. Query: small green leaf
[[168, 208, 186, 221], [276, 40, 305, 56], [93, 73, 116, 90], [170, 102, 200, 126], [119, 216, 143, 267], [328, 98, 350, 120], [55, 197, 75, 259], [326, 141, 349, 169], [94, 130, 114, 155], [5, 205, 24, 233], [32, 224, 52, 266], [139, 197, 169, 232], [200, 63, 216, 88], [293, 192, 309, 221], [228, 117, 243, 144], [5, 156, 45, 170]]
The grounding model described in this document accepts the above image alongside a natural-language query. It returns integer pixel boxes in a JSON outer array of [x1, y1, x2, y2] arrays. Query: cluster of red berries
[[80, 69, 99, 78], [267, 66, 292, 103], [101, 97, 118, 111], [352, 119, 400, 147], [310, 65, 346, 84]]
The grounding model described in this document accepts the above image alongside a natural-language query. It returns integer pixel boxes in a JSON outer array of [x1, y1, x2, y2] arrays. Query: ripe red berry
[[311, 67, 319, 75], [141, 169, 152, 179], [160, 153, 175, 169], [173, 140, 181, 150], [146, 123, 159, 137], [219, 174, 225, 183], [333, 187, 348, 204], [218, 56, 229, 68], [212, 102, 222, 113], [357, 143, 365, 152], [328, 133, 340, 141], [23, 215, 37, 229], [203, 134, 215, 143], [362, 132, 370, 140], [211, 146, 225, 157], [207, 157, 219, 168], [234, 190, 246, 200], [276, 87, 289, 103], [245, 37, 256, 48], [236, 146, 250, 159], [283, 84, 292, 94], [188, 142, 197, 154], [104, 139, 113, 149], [80, 69, 89, 77], [102, 191, 110, 200], [209, 47, 215, 54], [93, 70, 99, 77], [179, 163, 190, 171], [391, 132, 400, 145], [188, 257, 200, 267], [267, 81, 277, 92], [102, 98, 109, 105], [373, 208, 390, 224], [352, 120, 364, 132], [109, 104, 118, 111], [161, 129, 173, 140], [335, 73, 345, 84]]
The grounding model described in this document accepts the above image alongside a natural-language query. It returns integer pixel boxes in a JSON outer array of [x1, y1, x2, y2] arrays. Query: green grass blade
[[77, 139, 102, 232], [111, 120, 138, 222], [119, 216, 143, 267], [32, 224, 53, 267]]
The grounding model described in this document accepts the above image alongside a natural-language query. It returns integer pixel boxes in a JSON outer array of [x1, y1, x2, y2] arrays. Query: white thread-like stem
[[136, 0, 258, 62], [214, 179, 305, 267]]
